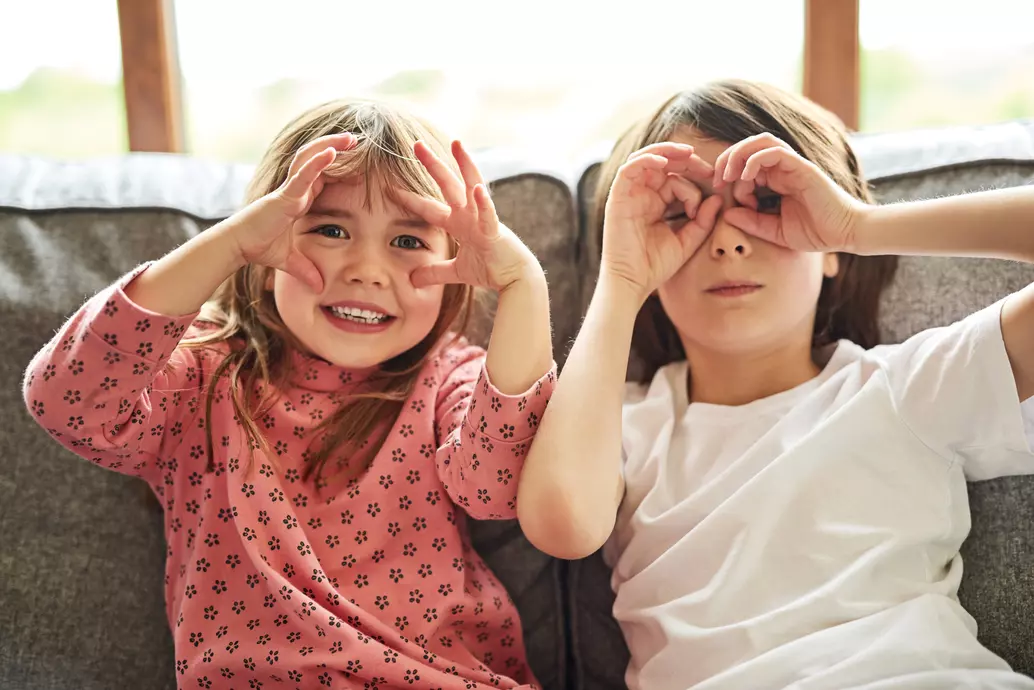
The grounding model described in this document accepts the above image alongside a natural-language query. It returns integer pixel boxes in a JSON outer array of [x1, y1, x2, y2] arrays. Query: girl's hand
[[601, 143, 722, 301], [227, 132, 359, 292], [401, 140, 542, 291], [715, 133, 866, 253]]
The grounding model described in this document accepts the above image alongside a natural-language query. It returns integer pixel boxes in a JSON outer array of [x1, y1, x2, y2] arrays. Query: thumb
[[411, 259, 461, 288], [284, 252, 324, 294], [723, 206, 782, 245], [676, 194, 722, 259]]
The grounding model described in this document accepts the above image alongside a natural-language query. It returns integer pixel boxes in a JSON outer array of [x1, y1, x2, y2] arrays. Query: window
[[860, 0, 1034, 131], [173, 0, 804, 162], [0, 1, 126, 157]]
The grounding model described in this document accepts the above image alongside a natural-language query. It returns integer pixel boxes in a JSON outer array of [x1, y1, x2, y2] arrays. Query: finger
[[712, 145, 733, 190], [282, 147, 335, 201], [396, 190, 453, 228], [629, 147, 712, 182], [283, 252, 324, 294], [627, 142, 693, 162], [723, 206, 783, 245], [613, 154, 669, 194], [414, 140, 466, 208], [288, 133, 357, 178], [662, 174, 703, 218], [411, 259, 462, 288], [676, 194, 724, 260], [722, 133, 792, 183], [732, 179, 759, 210], [452, 140, 485, 191], [742, 147, 796, 182], [473, 184, 500, 239]]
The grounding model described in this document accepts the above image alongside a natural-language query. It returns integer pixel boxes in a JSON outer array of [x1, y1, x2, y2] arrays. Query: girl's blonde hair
[[186, 99, 474, 487], [593, 79, 898, 382]]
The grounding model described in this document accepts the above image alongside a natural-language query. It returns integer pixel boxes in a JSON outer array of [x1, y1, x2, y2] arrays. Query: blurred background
[[1, 0, 1033, 163]]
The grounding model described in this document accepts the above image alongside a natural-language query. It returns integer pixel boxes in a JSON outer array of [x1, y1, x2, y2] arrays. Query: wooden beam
[[116, 0, 184, 152], [803, 0, 860, 130]]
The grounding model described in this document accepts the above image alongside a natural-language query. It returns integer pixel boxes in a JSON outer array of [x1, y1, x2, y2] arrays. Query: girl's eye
[[310, 225, 348, 239], [390, 235, 427, 250]]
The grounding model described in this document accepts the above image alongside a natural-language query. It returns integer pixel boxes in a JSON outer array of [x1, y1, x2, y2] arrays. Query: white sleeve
[[879, 299, 1034, 481]]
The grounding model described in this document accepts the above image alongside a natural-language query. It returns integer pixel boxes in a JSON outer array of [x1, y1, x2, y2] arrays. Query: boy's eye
[[310, 225, 348, 239], [663, 212, 688, 227], [390, 235, 427, 250], [755, 187, 782, 214]]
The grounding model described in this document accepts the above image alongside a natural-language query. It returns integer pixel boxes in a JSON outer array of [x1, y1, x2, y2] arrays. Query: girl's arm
[[127, 132, 358, 314], [23, 268, 204, 488], [405, 140, 557, 519], [432, 343, 555, 521], [484, 266, 553, 395], [23, 134, 357, 485]]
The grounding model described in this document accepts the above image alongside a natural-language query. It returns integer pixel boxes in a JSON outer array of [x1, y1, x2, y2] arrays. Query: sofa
[[1, 119, 1033, 689]]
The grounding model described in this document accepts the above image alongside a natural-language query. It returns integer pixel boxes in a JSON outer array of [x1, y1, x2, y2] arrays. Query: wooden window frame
[[116, 0, 184, 152], [803, 0, 861, 130]]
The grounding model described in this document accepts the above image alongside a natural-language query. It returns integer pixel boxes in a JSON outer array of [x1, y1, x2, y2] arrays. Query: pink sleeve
[[433, 345, 556, 520], [23, 265, 205, 489]]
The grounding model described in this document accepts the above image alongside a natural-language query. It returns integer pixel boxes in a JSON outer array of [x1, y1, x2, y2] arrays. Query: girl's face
[[658, 128, 840, 357], [272, 177, 451, 369]]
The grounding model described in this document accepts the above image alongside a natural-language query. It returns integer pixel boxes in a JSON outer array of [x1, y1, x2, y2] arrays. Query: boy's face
[[658, 127, 839, 358]]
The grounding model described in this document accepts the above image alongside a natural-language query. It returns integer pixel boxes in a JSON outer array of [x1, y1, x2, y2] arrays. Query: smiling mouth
[[323, 305, 395, 325]]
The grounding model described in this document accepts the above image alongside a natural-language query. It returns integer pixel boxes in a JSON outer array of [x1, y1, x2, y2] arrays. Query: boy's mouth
[[705, 281, 763, 297]]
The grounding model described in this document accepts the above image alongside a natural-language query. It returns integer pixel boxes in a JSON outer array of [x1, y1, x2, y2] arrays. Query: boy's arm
[[517, 276, 639, 559]]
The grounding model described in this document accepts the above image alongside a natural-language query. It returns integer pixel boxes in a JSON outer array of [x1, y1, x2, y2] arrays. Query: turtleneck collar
[[287, 349, 376, 393]]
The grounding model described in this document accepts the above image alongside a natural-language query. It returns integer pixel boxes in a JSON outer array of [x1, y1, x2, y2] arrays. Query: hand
[[400, 140, 542, 292], [714, 133, 865, 253], [601, 142, 723, 301], [226, 132, 358, 292]]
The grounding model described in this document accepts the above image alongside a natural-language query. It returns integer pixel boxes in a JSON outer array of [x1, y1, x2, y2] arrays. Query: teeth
[[328, 305, 389, 324]]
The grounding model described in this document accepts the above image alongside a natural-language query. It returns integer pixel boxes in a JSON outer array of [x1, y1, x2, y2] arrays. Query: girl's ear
[[822, 253, 840, 279], [265, 269, 276, 291]]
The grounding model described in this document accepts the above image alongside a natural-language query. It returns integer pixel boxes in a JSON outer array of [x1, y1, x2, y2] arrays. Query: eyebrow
[[308, 206, 432, 230]]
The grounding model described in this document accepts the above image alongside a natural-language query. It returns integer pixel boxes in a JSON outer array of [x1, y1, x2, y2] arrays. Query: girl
[[518, 80, 1034, 689], [24, 100, 555, 689]]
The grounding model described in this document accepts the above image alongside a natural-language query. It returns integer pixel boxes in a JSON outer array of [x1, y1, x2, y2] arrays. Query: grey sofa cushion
[[0, 153, 575, 690], [569, 121, 1034, 690]]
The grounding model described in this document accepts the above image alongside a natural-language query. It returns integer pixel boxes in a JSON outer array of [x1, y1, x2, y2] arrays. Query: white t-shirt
[[606, 301, 1034, 690]]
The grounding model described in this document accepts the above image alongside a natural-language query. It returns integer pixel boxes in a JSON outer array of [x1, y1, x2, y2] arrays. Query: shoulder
[[624, 360, 688, 410], [165, 319, 236, 377], [429, 335, 487, 384]]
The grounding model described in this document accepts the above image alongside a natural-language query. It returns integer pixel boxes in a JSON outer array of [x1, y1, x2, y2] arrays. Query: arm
[[517, 277, 639, 559], [485, 267, 554, 395], [517, 143, 721, 559], [716, 137, 1034, 403], [23, 267, 204, 487], [853, 186, 1034, 400], [434, 344, 556, 520], [23, 133, 357, 485]]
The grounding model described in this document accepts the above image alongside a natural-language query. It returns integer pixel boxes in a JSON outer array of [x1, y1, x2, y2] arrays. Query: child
[[24, 99, 555, 689], [517, 80, 1034, 689]]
